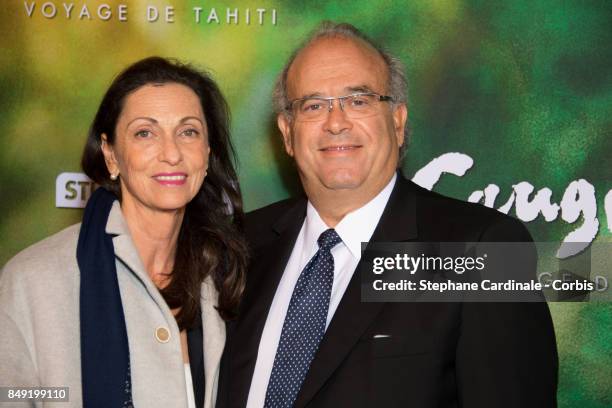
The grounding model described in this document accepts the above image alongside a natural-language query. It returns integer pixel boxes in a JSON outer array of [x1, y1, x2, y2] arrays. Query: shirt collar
[[304, 173, 397, 259]]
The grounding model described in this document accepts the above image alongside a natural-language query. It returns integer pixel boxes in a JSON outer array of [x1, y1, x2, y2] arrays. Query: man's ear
[[392, 103, 408, 147], [277, 113, 295, 157], [100, 134, 119, 175]]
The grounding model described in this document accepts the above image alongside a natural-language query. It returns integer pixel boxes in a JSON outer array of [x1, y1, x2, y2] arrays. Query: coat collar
[[106, 201, 168, 315], [272, 196, 308, 235], [368, 173, 418, 242]]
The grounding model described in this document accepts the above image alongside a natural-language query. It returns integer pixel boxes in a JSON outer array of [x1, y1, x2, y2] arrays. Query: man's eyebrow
[[344, 85, 375, 94], [295, 86, 377, 100], [297, 92, 325, 99]]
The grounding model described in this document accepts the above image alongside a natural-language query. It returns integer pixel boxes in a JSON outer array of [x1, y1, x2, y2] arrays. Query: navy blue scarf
[[77, 188, 133, 407]]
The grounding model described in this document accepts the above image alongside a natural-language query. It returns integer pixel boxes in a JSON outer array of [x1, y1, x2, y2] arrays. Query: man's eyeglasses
[[286, 92, 394, 122]]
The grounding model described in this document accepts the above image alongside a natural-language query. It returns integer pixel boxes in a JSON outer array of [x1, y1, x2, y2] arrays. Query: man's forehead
[[286, 36, 388, 97]]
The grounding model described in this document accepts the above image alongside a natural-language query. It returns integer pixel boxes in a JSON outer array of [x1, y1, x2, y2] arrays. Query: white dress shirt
[[246, 174, 397, 408], [185, 364, 196, 408]]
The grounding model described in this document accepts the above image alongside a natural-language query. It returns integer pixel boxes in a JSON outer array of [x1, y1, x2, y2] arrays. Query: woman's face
[[102, 82, 210, 214]]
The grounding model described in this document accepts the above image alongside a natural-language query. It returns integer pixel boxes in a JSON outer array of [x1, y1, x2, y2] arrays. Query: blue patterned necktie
[[264, 228, 342, 408]]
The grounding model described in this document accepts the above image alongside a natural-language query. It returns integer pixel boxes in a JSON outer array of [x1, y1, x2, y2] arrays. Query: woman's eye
[[135, 130, 151, 138], [182, 128, 199, 137]]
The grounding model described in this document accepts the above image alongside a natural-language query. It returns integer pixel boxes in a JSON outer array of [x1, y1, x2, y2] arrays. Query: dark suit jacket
[[218, 175, 558, 407]]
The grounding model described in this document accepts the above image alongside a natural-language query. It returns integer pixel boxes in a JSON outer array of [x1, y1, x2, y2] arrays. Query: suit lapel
[[230, 198, 307, 408], [294, 175, 418, 407]]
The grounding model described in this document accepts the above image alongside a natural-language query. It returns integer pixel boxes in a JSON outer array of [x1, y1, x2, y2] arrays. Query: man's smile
[[318, 144, 363, 152]]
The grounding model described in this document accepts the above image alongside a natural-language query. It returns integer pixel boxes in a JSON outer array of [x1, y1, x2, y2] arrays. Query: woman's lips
[[153, 173, 187, 185]]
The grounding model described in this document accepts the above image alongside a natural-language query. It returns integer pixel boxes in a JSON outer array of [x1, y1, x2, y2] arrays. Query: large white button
[[155, 327, 170, 343]]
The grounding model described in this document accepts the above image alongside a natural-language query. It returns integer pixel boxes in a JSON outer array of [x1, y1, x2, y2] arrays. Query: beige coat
[[0, 202, 225, 408]]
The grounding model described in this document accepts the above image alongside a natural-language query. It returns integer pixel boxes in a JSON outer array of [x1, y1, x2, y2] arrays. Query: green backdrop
[[1, 1, 610, 406]]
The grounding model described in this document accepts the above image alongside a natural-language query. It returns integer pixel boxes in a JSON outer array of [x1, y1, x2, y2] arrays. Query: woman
[[0, 57, 248, 408]]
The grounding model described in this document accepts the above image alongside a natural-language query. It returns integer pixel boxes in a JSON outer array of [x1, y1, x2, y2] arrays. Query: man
[[218, 22, 557, 407]]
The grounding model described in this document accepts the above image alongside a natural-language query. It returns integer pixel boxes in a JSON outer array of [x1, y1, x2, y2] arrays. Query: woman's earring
[[110, 173, 119, 181]]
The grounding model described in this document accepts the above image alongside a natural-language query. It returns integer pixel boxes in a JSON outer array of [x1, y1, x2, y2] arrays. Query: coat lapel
[[294, 176, 418, 407], [229, 198, 307, 408]]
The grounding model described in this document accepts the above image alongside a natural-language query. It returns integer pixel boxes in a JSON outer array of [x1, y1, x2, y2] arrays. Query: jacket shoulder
[[1, 223, 81, 287], [245, 197, 304, 241], [406, 179, 531, 242]]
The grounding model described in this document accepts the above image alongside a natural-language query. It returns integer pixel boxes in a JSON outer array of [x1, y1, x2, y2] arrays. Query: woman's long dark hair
[[82, 57, 248, 326]]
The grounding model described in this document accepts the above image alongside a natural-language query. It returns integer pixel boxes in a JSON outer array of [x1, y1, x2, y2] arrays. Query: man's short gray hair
[[272, 21, 411, 150]]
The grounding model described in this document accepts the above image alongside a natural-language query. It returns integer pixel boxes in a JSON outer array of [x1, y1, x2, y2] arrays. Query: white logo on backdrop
[[23, 2, 278, 25], [55, 172, 97, 209], [414, 153, 609, 258]]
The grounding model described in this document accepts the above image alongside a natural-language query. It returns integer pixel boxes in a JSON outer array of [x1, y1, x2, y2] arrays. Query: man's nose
[[158, 135, 183, 165], [323, 99, 352, 134]]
